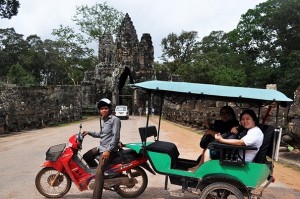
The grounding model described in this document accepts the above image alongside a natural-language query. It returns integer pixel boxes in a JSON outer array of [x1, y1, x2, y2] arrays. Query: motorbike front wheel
[[116, 166, 148, 198], [35, 167, 72, 198]]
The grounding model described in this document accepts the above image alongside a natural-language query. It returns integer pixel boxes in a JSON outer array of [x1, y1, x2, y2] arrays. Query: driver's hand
[[82, 131, 89, 137], [118, 142, 124, 148], [102, 151, 110, 161]]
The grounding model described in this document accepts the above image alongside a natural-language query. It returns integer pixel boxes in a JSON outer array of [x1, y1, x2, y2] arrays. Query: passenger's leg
[[188, 149, 207, 172], [203, 148, 212, 163]]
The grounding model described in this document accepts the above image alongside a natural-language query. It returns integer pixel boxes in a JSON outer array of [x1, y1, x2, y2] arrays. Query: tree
[[236, 0, 300, 96], [7, 63, 35, 86], [17, 34, 46, 84], [160, 30, 200, 77], [276, 50, 300, 97], [0, 28, 28, 77], [161, 31, 200, 63], [51, 25, 95, 85], [72, 2, 124, 59], [176, 62, 210, 83], [210, 66, 247, 86], [200, 31, 228, 54], [0, 0, 19, 19]]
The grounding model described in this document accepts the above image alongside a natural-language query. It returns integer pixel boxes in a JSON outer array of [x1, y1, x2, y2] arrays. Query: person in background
[[138, 107, 143, 116], [189, 106, 239, 172], [82, 98, 121, 199], [151, 107, 155, 116]]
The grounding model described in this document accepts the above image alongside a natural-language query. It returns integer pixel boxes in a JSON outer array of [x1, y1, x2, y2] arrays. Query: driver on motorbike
[[83, 98, 121, 199]]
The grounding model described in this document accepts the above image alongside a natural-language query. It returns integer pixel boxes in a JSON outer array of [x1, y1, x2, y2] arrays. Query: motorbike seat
[[109, 149, 139, 165]]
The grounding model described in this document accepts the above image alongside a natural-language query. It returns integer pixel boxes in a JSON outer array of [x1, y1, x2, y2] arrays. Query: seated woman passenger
[[201, 109, 264, 166], [189, 106, 239, 172]]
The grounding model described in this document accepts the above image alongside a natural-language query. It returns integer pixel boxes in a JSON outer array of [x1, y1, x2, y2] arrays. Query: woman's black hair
[[240, 109, 259, 126], [220, 106, 237, 121]]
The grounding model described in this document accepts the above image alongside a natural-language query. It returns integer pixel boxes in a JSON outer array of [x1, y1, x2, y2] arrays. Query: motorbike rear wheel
[[116, 166, 148, 198], [35, 167, 72, 198]]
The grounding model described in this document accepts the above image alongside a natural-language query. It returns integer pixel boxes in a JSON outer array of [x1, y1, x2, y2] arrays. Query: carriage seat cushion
[[146, 141, 180, 163]]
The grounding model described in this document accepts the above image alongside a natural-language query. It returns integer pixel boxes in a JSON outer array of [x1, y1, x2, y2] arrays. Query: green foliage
[[276, 50, 300, 97], [160, 31, 200, 79], [0, 0, 299, 98], [210, 66, 246, 86], [159, 0, 299, 97], [0, 28, 27, 76], [234, 0, 300, 96], [7, 63, 35, 86], [176, 62, 210, 83], [51, 25, 94, 85], [72, 2, 124, 42], [0, 0, 19, 19], [161, 31, 200, 63], [1, 2, 124, 86], [0, 27, 96, 86]]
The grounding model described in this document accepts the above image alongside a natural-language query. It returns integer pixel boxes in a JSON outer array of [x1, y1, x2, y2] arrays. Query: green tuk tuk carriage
[[125, 80, 293, 199]]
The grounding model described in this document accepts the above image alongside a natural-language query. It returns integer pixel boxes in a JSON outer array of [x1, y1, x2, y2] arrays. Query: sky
[[1, 0, 267, 61]]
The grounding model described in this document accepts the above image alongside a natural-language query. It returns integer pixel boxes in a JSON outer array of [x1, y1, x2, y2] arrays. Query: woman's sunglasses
[[220, 111, 230, 115]]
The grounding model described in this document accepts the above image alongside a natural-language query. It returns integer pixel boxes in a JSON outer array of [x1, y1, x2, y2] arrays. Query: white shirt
[[241, 126, 264, 162]]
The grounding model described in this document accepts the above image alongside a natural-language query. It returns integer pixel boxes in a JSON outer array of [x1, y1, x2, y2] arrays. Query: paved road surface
[[0, 116, 299, 199]]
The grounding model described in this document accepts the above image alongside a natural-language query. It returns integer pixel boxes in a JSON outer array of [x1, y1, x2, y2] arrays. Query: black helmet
[[97, 98, 112, 110]]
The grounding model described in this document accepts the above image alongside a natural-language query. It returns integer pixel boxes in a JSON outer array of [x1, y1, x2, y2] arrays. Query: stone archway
[[81, 13, 155, 115], [117, 66, 134, 114]]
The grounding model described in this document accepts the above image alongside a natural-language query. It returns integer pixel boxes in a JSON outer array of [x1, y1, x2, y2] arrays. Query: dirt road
[[0, 116, 299, 199]]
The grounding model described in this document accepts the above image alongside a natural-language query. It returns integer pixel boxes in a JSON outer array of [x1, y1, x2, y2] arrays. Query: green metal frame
[[126, 142, 270, 189]]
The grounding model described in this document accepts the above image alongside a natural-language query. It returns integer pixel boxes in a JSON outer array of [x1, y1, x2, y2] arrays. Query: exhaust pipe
[[88, 176, 137, 190]]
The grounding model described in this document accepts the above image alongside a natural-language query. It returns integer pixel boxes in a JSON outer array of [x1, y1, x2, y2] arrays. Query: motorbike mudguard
[[41, 161, 65, 172]]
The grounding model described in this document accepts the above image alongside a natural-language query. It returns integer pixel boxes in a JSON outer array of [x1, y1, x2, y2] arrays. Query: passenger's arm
[[205, 129, 219, 136], [215, 133, 245, 146]]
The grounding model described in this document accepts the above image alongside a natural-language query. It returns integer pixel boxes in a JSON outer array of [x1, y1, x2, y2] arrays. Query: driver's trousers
[[93, 151, 116, 199]]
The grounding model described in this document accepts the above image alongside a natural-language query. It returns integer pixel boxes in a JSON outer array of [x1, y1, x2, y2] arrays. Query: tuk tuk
[[125, 80, 293, 199]]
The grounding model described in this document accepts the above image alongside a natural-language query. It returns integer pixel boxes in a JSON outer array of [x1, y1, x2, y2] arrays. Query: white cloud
[[1, 0, 267, 60]]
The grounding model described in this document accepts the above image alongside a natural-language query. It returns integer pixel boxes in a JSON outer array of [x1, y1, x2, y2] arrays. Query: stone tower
[[82, 13, 155, 114]]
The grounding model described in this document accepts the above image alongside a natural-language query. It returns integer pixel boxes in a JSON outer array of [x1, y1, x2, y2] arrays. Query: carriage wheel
[[199, 182, 244, 199]]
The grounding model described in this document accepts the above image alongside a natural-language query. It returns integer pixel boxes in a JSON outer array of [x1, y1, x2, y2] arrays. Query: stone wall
[[161, 95, 300, 150], [283, 85, 300, 149], [0, 84, 82, 134], [162, 99, 289, 130]]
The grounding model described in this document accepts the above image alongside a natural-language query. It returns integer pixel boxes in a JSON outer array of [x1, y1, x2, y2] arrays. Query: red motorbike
[[35, 124, 155, 198]]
